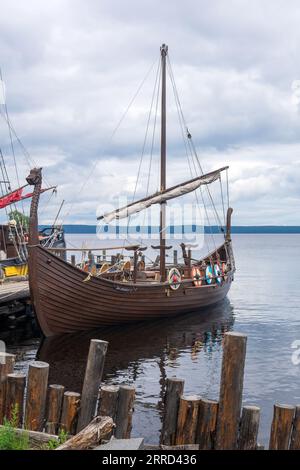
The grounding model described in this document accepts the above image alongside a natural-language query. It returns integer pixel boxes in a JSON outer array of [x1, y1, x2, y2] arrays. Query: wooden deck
[[0, 279, 30, 304]]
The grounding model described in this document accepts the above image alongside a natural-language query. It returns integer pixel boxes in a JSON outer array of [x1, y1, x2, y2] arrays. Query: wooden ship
[[27, 44, 235, 337]]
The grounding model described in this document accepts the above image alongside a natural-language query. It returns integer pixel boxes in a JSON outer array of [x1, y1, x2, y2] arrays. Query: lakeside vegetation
[[39, 224, 300, 234]]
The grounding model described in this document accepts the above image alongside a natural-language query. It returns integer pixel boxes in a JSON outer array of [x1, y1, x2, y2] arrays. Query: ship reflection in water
[[35, 299, 234, 442]]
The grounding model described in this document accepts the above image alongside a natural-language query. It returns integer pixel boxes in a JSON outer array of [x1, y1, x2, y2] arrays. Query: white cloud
[[0, 0, 300, 225]]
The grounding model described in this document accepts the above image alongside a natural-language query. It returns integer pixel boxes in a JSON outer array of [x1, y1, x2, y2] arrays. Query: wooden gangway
[[0, 279, 30, 304]]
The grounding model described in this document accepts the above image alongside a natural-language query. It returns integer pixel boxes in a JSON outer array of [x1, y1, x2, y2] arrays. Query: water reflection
[[38, 299, 233, 391], [35, 299, 234, 442]]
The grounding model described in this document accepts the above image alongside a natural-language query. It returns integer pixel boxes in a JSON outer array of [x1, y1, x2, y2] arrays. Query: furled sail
[[0, 185, 56, 209], [98, 166, 228, 223]]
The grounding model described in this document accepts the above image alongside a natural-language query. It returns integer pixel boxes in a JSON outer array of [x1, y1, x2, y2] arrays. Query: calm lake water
[[5, 233, 300, 446]]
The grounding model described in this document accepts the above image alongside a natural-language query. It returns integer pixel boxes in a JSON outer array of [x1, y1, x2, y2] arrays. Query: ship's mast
[[160, 43, 168, 282]]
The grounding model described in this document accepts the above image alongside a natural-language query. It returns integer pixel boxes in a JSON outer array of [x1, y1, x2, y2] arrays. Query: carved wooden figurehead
[[26, 167, 42, 187], [226, 207, 233, 241], [27, 167, 43, 246]]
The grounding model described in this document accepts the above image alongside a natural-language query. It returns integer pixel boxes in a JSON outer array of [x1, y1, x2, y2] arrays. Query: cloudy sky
[[0, 0, 300, 226]]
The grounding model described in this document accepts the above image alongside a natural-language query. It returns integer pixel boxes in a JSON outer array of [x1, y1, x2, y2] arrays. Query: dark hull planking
[[28, 243, 233, 337]]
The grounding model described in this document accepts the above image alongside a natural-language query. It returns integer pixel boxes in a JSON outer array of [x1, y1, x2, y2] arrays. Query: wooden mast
[[160, 44, 168, 282]]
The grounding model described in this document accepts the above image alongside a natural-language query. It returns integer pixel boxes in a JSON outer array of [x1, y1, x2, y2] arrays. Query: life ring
[[168, 268, 181, 290], [137, 260, 145, 271], [214, 263, 222, 284], [191, 266, 202, 287], [205, 265, 213, 285], [122, 260, 131, 272], [83, 263, 89, 272], [100, 262, 110, 274]]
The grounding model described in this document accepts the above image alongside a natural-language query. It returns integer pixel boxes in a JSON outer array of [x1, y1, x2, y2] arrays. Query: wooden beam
[[175, 395, 200, 445], [56, 416, 114, 450], [5, 373, 26, 427], [0, 353, 15, 424], [215, 332, 247, 450], [269, 404, 295, 450], [115, 385, 135, 439], [77, 340, 108, 432], [238, 405, 260, 450], [25, 361, 49, 431], [45, 384, 65, 434], [196, 398, 218, 450], [290, 405, 300, 450], [60, 391, 81, 435]]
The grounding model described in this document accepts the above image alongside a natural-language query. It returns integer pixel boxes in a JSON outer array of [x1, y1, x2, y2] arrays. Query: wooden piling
[[25, 361, 49, 431], [215, 332, 247, 449], [269, 404, 295, 450], [290, 405, 300, 450], [173, 250, 178, 265], [60, 391, 81, 435], [71, 255, 76, 266], [161, 378, 185, 446], [98, 385, 119, 420], [0, 353, 15, 424], [175, 395, 200, 445], [196, 398, 218, 450], [115, 385, 135, 439], [4, 373, 26, 427], [77, 339, 108, 432], [45, 384, 65, 434], [238, 405, 260, 450]]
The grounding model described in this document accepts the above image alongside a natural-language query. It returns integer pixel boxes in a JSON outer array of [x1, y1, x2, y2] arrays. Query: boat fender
[[214, 264, 222, 284], [205, 265, 213, 284], [168, 268, 181, 290], [191, 266, 202, 287], [221, 262, 228, 280]]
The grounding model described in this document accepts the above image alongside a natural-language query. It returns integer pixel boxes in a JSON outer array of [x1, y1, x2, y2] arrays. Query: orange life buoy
[[191, 266, 202, 287]]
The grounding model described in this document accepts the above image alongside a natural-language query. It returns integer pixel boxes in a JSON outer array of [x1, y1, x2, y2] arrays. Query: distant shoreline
[[40, 224, 300, 234]]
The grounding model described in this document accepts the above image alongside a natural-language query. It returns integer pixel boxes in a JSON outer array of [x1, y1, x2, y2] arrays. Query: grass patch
[[45, 429, 69, 450], [0, 405, 29, 450]]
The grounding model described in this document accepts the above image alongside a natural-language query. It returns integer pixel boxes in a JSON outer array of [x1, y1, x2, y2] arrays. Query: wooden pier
[[0, 279, 29, 304], [0, 332, 299, 450]]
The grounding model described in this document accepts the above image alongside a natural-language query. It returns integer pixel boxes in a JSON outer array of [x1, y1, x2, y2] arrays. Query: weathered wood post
[[25, 361, 49, 431], [215, 332, 247, 449], [269, 404, 295, 450], [102, 249, 106, 261], [173, 250, 178, 265], [98, 385, 119, 419], [45, 384, 65, 434], [196, 398, 219, 450], [71, 255, 76, 266], [175, 395, 200, 445], [60, 391, 81, 434], [77, 339, 108, 432], [115, 385, 135, 439], [290, 405, 300, 450], [161, 378, 185, 446], [98, 385, 119, 439], [5, 373, 26, 427], [0, 352, 15, 424], [238, 405, 260, 450]]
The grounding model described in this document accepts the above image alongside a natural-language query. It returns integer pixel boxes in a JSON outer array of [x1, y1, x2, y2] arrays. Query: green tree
[[9, 210, 30, 232]]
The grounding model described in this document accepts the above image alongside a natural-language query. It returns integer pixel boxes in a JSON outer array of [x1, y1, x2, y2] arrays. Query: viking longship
[[27, 44, 235, 337]]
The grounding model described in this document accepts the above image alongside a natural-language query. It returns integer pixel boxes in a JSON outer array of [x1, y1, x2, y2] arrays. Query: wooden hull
[[28, 244, 234, 337]]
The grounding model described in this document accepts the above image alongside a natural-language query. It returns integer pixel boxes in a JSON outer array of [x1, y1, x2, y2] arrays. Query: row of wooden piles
[[0, 332, 299, 449], [0, 339, 134, 446], [160, 332, 300, 450]]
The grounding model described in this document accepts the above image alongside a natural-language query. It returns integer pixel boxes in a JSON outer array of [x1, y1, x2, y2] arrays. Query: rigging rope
[[166, 57, 225, 236], [60, 56, 159, 227]]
